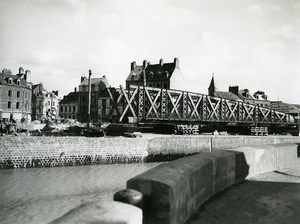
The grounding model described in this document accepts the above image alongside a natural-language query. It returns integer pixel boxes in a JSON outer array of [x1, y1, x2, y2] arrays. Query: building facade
[[126, 58, 182, 89], [208, 76, 270, 107], [0, 67, 32, 122], [59, 75, 109, 123], [31, 83, 60, 121], [59, 91, 80, 120]]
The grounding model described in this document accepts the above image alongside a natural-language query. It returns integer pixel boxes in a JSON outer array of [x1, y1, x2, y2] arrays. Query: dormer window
[[8, 78, 12, 85], [17, 79, 20, 85]]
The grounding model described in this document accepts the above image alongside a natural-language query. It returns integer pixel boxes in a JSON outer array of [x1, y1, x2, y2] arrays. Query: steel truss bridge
[[105, 85, 295, 127]]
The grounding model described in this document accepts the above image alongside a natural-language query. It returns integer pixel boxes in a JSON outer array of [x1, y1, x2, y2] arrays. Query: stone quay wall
[[0, 135, 299, 169], [0, 136, 148, 168], [51, 143, 300, 224]]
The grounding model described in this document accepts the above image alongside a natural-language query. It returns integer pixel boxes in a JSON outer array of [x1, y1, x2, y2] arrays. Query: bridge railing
[[103, 86, 295, 125]]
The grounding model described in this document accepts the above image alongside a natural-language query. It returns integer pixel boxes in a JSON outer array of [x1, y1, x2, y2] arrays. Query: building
[[208, 76, 270, 106], [268, 101, 300, 124], [31, 83, 60, 121], [126, 58, 182, 89], [0, 67, 32, 122], [59, 90, 80, 120], [208, 76, 242, 102], [59, 75, 109, 123]]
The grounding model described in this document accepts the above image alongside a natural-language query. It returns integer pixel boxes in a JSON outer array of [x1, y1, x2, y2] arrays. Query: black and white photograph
[[0, 0, 299, 223]]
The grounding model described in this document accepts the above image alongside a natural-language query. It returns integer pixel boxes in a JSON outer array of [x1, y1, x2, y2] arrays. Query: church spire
[[208, 73, 215, 96]]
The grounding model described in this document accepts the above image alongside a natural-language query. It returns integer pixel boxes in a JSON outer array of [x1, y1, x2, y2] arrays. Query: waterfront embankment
[[0, 135, 299, 168]]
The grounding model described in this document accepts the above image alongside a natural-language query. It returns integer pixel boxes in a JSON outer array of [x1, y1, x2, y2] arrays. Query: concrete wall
[[126, 143, 300, 224], [0, 135, 299, 168]]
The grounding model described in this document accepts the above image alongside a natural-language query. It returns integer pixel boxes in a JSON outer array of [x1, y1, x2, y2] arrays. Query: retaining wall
[[50, 143, 300, 224], [0, 135, 299, 168], [126, 143, 300, 224]]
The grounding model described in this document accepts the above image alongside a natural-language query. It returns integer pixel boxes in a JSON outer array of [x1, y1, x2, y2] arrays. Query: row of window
[[61, 115, 76, 119], [7, 101, 29, 110], [6, 78, 21, 85], [7, 90, 30, 99], [39, 101, 55, 107], [60, 105, 76, 113]]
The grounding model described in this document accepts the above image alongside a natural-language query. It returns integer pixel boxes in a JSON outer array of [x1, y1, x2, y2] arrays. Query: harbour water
[[0, 163, 159, 224]]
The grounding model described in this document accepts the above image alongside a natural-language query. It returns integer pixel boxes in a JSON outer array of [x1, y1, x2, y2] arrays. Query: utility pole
[[87, 69, 92, 130]]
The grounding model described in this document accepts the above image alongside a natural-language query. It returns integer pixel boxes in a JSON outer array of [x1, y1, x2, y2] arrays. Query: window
[[8, 78, 12, 85], [73, 115, 75, 119], [48, 101, 50, 106], [17, 91, 20, 98], [156, 83, 160, 88], [163, 83, 168, 89], [69, 106, 72, 112], [73, 106, 76, 113], [52, 101, 55, 106], [65, 106, 67, 112], [16, 102, 19, 109], [8, 101, 11, 108], [8, 90, 12, 97], [17, 80, 20, 85], [60, 106, 63, 112]]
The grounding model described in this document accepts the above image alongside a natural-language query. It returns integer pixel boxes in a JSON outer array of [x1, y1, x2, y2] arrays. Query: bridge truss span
[[107, 85, 295, 126]]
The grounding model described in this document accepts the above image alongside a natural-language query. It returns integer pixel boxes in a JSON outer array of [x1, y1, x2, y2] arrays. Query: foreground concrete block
[[201, 151, 237, 193], [49, 201, 142, 224], [127, 151, 247, 224]]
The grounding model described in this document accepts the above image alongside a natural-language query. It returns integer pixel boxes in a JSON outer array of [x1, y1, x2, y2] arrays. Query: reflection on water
[[0, 163, 159, 224]]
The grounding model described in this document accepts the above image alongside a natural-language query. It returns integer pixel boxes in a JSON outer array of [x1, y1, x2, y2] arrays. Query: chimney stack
[[131, 61, 136, 71], [159, 58, 164, 67], [229, 86, 239, 96], [24, 70, 31, 81], [174, 57, 179, 68], [74, 87, 77, 92], [143, 60, 148, 69], [19, 67, 24, 74]]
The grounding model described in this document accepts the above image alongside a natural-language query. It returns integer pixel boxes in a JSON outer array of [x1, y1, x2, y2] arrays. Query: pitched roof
[[214, 91, 243, 102], [126, 61, 176, 82], [60, 92, 80, 104], [0, 72, 27, 87], [32, 83, 48, 94], [80, 76, 109, 86]]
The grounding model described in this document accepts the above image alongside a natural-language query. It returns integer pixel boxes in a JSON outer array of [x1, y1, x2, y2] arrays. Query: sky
[[0, 0, 299, 103]]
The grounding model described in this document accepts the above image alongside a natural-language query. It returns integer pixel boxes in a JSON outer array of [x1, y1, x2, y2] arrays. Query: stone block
[[49, 201, 142, 224]]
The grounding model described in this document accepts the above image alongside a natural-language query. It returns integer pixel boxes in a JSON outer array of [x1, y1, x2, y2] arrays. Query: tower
[[208, 73, 216, 96]]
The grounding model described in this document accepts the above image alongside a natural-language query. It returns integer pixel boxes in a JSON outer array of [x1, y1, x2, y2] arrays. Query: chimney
[[74, 87, 77, 92], [174, 57, 179, 68], [229, 86, 239, 95], [19, 67, 24, 74], [143, 60, 148, 69], [159, 58, 164, 67], [39, 83, 43, 92], [25, 70, 31, 81], [131, 61, 136, 71]]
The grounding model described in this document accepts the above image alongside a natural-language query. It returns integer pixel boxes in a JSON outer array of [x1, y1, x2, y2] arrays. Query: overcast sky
[[0, 0, 299, 103]]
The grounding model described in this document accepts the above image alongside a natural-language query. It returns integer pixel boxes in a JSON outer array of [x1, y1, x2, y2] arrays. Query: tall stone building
[[0, 67, 32, 122], [59, 75, 109, 122], [126, 58, 182, 89], [31, 83, 60, 121]]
